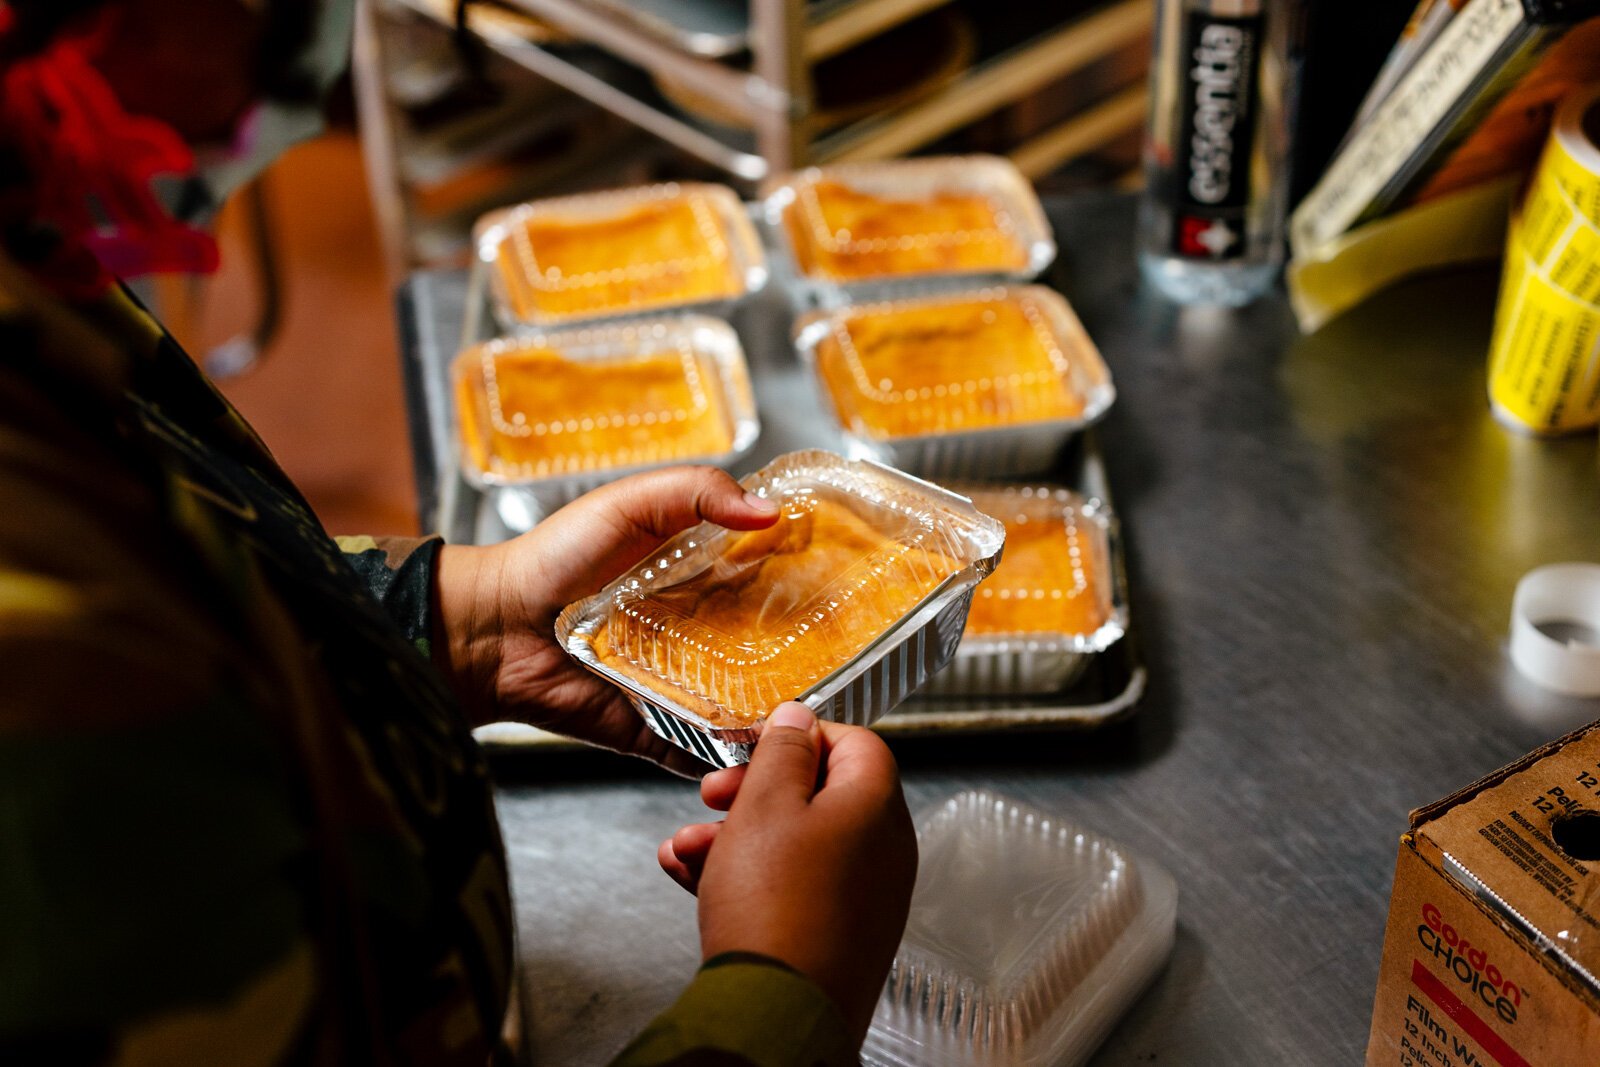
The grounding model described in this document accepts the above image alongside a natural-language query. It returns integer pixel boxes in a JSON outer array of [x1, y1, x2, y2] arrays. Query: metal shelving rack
[[356, 0, 1150, 271], [357, 0, 670, 275]]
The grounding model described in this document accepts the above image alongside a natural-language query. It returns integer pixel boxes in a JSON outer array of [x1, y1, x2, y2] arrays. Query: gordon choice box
[[1366, 721, 1600, 1066]]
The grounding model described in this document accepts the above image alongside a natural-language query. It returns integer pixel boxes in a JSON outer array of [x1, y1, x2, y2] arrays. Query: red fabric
[[0, 7, 218, 298]]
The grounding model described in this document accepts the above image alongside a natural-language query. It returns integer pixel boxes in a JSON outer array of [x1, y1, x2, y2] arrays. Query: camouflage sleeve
[[1, 384, 318, 1064], [334, 535, 442, 657], [609, 953, 857, 1067], [0, 689, 319, 1066]]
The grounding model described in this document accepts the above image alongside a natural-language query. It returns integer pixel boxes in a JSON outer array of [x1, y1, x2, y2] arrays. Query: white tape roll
[[1509, 563, 1600, 696]]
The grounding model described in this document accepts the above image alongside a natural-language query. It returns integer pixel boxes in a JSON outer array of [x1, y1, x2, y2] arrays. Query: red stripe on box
[[1410, 959, 1531, 1067]]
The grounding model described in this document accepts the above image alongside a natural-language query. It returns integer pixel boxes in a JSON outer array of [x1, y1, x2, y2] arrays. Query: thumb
[[524, 465, 779, 613], [738, 702, 824, 811]]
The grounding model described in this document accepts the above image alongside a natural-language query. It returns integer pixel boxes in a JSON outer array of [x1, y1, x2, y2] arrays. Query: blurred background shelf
[[812, 0, 1150, 163], [354, 0, 1151, 274], [572, 0, 752, 58]]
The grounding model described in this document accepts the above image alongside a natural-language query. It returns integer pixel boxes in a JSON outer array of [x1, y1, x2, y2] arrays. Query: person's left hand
[[431, 466, 779, 776]]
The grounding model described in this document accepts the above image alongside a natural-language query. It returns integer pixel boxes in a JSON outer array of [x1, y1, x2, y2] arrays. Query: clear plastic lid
[[797, 286, 1114, 443], [865, 791, 1177, 1067], [763, 155, 1054, 284], [960, 486, 1123, 653], [564, 451, 1005, 727], [474, 182, 766, 326], [452, 316, 759, 488]]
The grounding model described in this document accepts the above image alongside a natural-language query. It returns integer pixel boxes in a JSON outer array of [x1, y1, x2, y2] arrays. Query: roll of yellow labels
[[1489, 83, 1600, 434]]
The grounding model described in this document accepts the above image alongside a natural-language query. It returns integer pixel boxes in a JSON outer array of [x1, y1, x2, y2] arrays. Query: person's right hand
[[658, 702, 918, 1045]]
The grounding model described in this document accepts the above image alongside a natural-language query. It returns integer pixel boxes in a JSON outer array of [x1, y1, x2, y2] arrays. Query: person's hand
[[658, 702, 918, 1044], [431, 466, 779, 776]]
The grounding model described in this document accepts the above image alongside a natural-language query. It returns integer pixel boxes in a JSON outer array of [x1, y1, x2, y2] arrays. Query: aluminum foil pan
[[760, 155, 1056, 310], [452, 316, 760, 520], [474, 181, 767, 330], [919, 488, 1127, 697], [795, 286, 1115, 481], [554, 450, 1006, 767]]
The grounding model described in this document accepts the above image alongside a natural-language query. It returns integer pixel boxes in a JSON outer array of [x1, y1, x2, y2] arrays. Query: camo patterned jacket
[[0, 254, 853, 1067]]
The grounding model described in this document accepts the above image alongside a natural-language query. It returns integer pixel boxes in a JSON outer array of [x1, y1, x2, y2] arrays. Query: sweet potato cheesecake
[[483, 183, 758, 323], [453, 328, 739, 484], [961, 487, 1110, 642], [584, 454, 984, 727], [782, 177, 1030, 282], [811, 290, 1090, 441]]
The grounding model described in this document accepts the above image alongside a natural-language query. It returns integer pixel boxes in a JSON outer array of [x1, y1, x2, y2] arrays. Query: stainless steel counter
[[397, 193, 1600, 1065]]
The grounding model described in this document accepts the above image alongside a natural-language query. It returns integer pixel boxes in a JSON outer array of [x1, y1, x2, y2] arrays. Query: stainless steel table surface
[[396, 192, 1600, 1065]]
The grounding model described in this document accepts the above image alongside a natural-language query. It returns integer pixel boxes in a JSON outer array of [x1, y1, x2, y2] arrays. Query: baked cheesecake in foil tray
[[554, 450, 1006, 766], [452, 316, 759, 513], [475, 181, 766, 329], [796, 285, 1114, 479], [920, 486, 1126, 697], [762, 155, 1054, 306]]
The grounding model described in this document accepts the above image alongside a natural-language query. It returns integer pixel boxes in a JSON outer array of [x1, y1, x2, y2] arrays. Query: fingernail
[[743, 490, 779, 514], [768, 702, 815, 731]]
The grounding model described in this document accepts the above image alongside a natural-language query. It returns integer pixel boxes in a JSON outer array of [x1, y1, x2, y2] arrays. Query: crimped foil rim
[[954, 615, 1127, 659], [553, 450, 1005, 737]]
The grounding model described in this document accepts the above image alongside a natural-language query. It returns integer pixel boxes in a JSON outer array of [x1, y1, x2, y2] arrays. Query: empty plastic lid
[[864, 791, 1176, 1067]]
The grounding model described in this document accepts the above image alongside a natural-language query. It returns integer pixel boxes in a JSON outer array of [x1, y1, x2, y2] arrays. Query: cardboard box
[[1366, 722, 1600, 1066]]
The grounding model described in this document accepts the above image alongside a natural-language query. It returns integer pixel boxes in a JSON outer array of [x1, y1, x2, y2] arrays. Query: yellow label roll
[[1488, 232, 1600, 433], [1489, 84, 1600, 434], [1540, 109, 1600, 228]]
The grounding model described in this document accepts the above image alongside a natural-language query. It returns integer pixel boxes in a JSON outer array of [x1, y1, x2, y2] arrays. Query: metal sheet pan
[[401, 236, 1144, 752]]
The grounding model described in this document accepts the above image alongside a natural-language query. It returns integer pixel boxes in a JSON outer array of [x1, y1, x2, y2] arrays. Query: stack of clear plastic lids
[[924, 486, 1126, 696], [474, 181, 767, 327], [555, 451, 1005, 766], [763, 155, 1054, 298], [865, 791, 1176, 1067], [452, 316, 760, 495], [797, 286, 1114, 478]]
